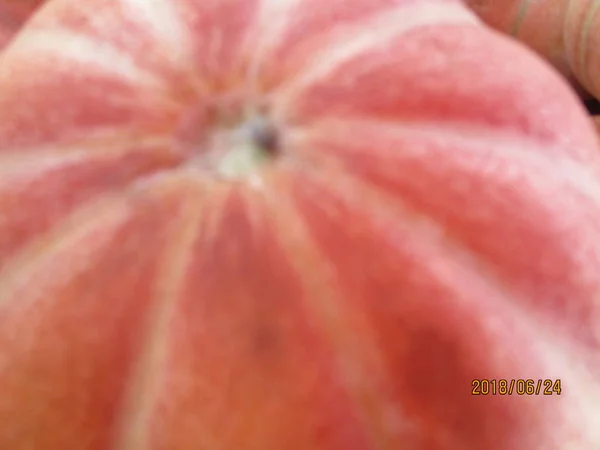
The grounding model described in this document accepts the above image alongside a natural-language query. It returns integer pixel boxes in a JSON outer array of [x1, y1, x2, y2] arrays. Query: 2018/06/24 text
[[471, 379, 562, 396]]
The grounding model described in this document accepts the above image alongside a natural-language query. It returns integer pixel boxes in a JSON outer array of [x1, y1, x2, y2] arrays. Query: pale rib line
[[116, 0, 209, 96], [273, 1, 479, 106], [4, 27, 174, 95], [309, 122, 600, 353], [294, 118, 600, 325], [509, 0, 532, 36], [0, 135, 174, 177], [578, 0, 600, 89], [0, 193, 131, 309], [241, 0, 302, 93], [112, 177, 206, 450], [278, 164, 600, 446], [118, 0, 194, 65], [261, 184, 422, 449], [294, 116, 600, 206]]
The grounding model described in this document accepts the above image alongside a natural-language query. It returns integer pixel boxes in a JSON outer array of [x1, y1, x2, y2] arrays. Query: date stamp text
[[471, 379, 562, 396]]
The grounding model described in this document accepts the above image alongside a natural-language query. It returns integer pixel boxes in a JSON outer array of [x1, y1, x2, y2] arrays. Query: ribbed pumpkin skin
[[1, 0, 600, 449], [465, 0, 600, 100]]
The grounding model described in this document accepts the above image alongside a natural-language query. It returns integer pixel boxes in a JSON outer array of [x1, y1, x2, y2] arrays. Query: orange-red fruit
[[465, 0, 600, 100], [1, 0, 600, 449]]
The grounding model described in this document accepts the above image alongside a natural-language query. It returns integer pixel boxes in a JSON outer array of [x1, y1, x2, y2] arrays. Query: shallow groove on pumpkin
[[0, 140, 185, 271], [576, 0, 600, 90], [0, 135, 175, 170], [272, 1, 478, 106], [11, 28, 175, 92], [266, 162, 599, 447], [0, 193, 133, 307], [238, 0, 302, 92], [287, 117, 600, 352], [114, 0, 198, 66], [112, 175, 209, 450], [261, 181, 410, 448], [293, 116, 600, 188]]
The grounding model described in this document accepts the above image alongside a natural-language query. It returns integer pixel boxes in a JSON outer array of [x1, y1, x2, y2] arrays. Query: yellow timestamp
[[471, 379, 562, 396]]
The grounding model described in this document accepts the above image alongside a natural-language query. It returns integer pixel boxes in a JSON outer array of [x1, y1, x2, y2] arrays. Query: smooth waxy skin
[[1, 0, 600, 449], [465, 0, 600, 100]]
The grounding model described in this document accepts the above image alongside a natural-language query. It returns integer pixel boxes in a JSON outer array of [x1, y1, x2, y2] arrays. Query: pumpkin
[[465, 0, 600, 101], [1, 0, 600, 449]]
